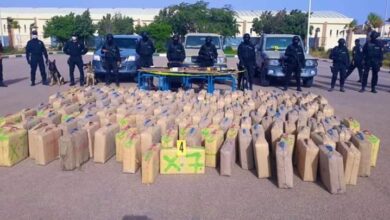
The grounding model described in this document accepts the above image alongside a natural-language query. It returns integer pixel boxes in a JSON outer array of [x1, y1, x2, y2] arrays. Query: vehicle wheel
[[302, 77, 314, 88]]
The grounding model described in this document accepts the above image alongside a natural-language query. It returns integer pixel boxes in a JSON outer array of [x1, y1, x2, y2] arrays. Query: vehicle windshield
[[265, 37, 299, 51], [98, 37, 138, 49], [113, 38, 137, 49], [185, 36, 221, 49], [224, 37, 242, 48]]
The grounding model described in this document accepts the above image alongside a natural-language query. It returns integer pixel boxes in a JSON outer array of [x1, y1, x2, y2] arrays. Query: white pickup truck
[[183, 33, 227, 68]]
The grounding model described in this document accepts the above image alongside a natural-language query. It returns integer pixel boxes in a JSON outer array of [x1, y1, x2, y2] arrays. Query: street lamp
[[382, 0, 389, 37], [306, 0, 312, 54], [0, 7, 4, 46]]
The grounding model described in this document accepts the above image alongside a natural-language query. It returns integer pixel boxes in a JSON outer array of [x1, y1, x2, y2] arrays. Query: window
[[24, 25, 27, 33], [330, 30, 332, 37], [3, 24, 6, 32], [336, 30, 339, 36]]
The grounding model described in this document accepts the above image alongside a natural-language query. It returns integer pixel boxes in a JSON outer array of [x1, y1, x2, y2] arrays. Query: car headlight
[[268, 59, 280, 66], [217, 57, 226, 64], [305, 60, 317, 67], [93, 55, 101, 61], [184, 57, 192, 63], [125, 56, 136, 62]]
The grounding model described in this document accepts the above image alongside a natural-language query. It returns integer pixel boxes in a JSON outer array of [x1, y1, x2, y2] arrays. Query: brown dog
[[84, 61, 96, 86]]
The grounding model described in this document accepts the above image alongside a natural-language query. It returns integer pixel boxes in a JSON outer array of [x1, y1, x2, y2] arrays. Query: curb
[[2, 52, 239, 59], [2, 51, 66, 59]]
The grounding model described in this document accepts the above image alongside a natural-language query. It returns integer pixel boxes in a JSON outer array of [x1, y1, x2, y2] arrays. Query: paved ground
[[0, 55, 390, 220]]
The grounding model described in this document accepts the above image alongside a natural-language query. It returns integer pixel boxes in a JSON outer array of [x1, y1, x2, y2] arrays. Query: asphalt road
[[0, 55, 390, 220]]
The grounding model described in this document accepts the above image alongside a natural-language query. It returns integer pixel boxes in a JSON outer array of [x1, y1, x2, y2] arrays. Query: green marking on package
[[37, 111, 44, 117], [186, 152, 204, 173], [116, 131, 125, 140], [367, 135, 380, 144], [119, 118, 128, 127], [144, 151, 153, 161], [201, 128, 210, 138], [163, 155, 181, 172], [0, 132, 8, 142], [124, 139, 134, 148]]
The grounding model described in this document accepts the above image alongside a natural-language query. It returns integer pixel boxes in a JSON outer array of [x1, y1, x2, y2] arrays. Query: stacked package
[[0, 86, 382, 194]]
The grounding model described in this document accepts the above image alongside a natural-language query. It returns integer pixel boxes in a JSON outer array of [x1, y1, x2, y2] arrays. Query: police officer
[[329, 38, 350, 92], [283, 36, 305, 91], [101, 34, 121, 86], [136, 32, 156, 88], [0, 41, 6, 87], [167, 34, 185, 68], [26, 30, 49, 86], [198, 36, 218, 67], [346, 39, 363, 82], [63, 33, 88, 86], [237, 33, 256, 90], [361, 31, 384, 93]]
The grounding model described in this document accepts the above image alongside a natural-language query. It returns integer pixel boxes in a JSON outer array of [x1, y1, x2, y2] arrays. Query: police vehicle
[[255, 34, 318, 87], [183, 33, 227, 68], [92, 35, 141, 79]]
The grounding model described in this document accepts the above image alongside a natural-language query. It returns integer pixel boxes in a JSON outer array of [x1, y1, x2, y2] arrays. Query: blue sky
[[0, 0, 387, 24]]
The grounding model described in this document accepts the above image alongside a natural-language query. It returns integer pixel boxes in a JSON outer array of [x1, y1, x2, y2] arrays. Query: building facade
[[0, 7, 359, 50]]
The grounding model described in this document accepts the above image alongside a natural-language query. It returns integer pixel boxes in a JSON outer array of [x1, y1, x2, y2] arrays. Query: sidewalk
[[318, 58, 390, 72]]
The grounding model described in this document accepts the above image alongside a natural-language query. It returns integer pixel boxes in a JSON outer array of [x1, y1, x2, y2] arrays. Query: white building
[[0, 7, 359, 50]]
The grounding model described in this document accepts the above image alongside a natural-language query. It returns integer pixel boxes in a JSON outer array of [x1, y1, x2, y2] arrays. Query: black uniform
[[101, 41, 121, 85], [284, 42, 305, 91], [329, 44, 350, 90], [63, 40, 88, 85], [26, 38, 48, 85], [198, 43, 218, 67], [167, 41, 185, 68], [346, 44, 363, 81], [136, 39, 156, 68], [362, 39, 383, 91], [237, 40, 256, 90]]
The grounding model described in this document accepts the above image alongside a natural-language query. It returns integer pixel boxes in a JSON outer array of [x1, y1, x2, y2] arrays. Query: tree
[[345, 19, 357, 48], [155, 1, 238, 37], [366, 13, 384, 32], [252, 11, 275, 35], [44, 10, 97, 46], [135, 21, 172, 52], [252, 10, 308, 39], [44, 13, 76, 45], [97, 13, 134, 35], [6, 17, 20, 49], [74, 9, 95, 44]]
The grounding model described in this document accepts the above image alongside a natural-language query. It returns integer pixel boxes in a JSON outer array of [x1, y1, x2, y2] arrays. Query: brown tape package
[[94, 123, 120, 163], [34, 126, 62, 165], [59, 128, 89, 171]]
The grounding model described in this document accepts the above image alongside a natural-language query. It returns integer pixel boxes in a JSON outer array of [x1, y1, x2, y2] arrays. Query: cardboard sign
[[176, 140, 187, 156]]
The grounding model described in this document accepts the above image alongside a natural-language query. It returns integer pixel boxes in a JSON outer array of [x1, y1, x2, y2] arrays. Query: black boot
[[359, 87, 365, 93], [371, 87, 377, 93], [0, 81, 7, 87], [31, 82, 35, 87]]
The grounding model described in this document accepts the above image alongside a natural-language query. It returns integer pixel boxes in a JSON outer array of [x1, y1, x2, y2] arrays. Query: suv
[[92, 35, 141, 78], [255, 34, 318, 87], [183, 33, 227, 67]]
